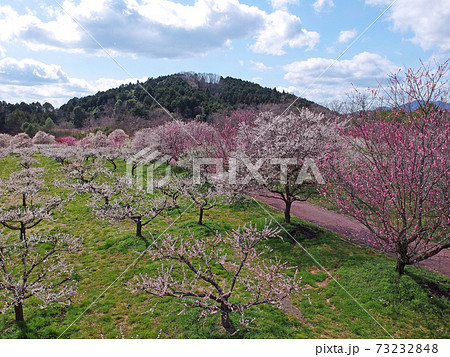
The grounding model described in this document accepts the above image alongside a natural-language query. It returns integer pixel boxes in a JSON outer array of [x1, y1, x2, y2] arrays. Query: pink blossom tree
[[212, 110, 257, 162], [151, 121, 219, 160], [129, 223, 305, 333], [321, 61, 450, 275], [108, 129, 129, 148]]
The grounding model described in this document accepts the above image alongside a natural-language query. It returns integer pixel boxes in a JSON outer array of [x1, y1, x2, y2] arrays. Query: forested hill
[[0, 72, 313, 134], [58, 72, 309, 122]]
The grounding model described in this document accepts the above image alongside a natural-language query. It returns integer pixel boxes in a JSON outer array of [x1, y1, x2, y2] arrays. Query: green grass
[[0, 154, 449, 339]]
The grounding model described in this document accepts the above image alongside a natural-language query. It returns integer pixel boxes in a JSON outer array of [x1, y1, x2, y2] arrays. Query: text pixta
[[316, 344, 359, 356]]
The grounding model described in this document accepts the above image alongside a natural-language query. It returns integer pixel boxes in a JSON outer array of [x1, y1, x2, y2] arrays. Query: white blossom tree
[[0, 153, 81, 322], [0, 133, 12, 148], [97, 147, 125, 171], [129, 223, 305, 333], [175, 145, 242, 225], [32, 131, 56, 145], [91, 175, 171, 237], [234, 109, 340, 223], [177, 176, 225, 226], [42, 145, 79, 166], [132, 128, 164, 152], [10, 133, 33, 149], [0, 162, 69, 241], [0, 232, 82, 322]]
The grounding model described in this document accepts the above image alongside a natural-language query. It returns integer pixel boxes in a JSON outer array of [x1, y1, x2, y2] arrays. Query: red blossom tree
[[56, 136, 78, 146], [321, 61, 450, 275]]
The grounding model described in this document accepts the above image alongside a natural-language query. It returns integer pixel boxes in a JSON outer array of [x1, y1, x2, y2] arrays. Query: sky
[[0, 0, 449, 108]]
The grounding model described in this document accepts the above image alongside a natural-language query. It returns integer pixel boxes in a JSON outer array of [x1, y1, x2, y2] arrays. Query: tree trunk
[[198, 207, 204, 225], [395, 241, 408, 275], [15, 303, 24, 323], [220, 303, 233, 332], [136, 218, 143, 237], [395, 259, 406, 275], [20, 223, 26, 241], [284, 200, 292, 224]]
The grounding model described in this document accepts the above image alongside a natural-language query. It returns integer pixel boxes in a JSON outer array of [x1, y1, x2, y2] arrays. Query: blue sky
[[0, 0, 449, 107]]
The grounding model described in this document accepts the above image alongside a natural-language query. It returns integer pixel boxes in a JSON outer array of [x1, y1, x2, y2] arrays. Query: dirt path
[[252, 193, 450, 278]]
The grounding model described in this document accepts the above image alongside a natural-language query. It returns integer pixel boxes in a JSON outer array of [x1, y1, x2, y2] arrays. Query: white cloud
[[338, 29, 357, 43], [0, 57, 143, 106], [366, 0, 450, 51], [250, 60, 272, 71], [276, 85, 301, 95], [0, 45, 6, 58], [269, 0, 299, 10], [0, 0, 318, 58], [251, 10, 320, 55], [313, 0, 335, 12], [283, 52, 399, 102], [0, 57, 70, 85]]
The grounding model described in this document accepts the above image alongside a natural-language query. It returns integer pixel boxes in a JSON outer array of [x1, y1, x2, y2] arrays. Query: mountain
[[0, 72, 314, 135], [399, 100, 450, 112]]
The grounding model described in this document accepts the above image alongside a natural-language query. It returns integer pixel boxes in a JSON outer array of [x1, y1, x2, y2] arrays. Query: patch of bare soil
[[316, 277, 331, 288], [279, 298, 311, 326], [308, 267, 322, 274]]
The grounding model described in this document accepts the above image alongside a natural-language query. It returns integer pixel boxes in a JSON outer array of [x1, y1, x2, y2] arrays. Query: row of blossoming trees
[[0, 61, 449, 333], [0, 111, 308, 332]]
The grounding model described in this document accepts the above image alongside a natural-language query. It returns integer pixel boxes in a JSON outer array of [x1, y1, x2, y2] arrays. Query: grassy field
[[0, 154, 449, 339]]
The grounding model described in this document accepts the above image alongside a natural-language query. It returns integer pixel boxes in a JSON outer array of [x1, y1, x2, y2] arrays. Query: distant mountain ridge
[[400, 100, 450, 111]]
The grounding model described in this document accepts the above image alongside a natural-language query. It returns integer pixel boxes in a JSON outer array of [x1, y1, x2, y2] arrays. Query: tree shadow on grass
[[406, 270, 450, 300]]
